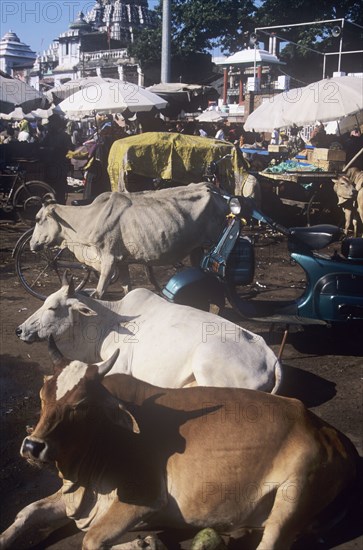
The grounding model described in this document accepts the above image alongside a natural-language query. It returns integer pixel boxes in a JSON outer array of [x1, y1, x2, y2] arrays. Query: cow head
[[16, 272, 97, 343], [30, 199, 64, 251], [21, 337, 139, 468], [332, 176, 358, 204]]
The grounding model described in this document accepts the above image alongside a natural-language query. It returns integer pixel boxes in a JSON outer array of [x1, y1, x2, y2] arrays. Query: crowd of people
[[1, 111, 362, 203]]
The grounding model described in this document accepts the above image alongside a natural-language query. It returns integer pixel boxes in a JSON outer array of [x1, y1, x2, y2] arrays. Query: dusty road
[[0, 216, 362, 549]]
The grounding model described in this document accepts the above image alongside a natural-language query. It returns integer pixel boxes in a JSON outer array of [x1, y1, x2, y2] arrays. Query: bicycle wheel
[[13, 229, 92, 300], [12, 180, 55, 224]]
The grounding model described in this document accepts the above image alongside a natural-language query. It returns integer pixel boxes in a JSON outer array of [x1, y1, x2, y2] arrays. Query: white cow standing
[[30, 183, 229, 298], [16, 276, 282, 392]]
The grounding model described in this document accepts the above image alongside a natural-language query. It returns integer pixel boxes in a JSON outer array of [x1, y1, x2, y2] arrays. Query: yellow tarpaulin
[[108, 132, 245, 194]]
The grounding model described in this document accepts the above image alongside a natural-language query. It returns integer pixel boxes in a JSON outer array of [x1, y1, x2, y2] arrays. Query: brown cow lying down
[[0, 340, 359, 550]]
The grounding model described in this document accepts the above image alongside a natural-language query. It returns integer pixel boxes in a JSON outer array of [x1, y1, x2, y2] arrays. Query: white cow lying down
[[30, 183, 229, 298], [16, 276, 282, 392]]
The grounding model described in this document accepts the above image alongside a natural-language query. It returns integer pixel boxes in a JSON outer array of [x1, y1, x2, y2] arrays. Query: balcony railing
[[82, 49, 132, 62]]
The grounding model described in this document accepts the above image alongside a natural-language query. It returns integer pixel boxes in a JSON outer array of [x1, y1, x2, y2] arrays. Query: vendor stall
[[258, 158, 342, 225]]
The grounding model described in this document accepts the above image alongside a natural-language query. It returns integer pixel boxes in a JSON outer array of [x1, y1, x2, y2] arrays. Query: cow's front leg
[[118, 263, 132, 295], [94, 256, 117, 298], [0, 492, 69, 550], [82, 501, 158, 550]]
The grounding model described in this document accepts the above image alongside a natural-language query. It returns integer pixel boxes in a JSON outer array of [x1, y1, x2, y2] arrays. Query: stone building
[[0, 30, 36, 79], [27, 0, 154, 90]]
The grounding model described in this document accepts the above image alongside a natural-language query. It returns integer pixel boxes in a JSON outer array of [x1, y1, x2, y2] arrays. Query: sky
[[0, 0, 159, 55]]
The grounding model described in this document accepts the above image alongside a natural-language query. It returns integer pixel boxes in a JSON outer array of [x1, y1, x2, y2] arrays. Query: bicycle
[[13, 227, 172, 301], [0, 162, 55, 223], [13, 162, 232, 301], [13, 228, 92, 300]]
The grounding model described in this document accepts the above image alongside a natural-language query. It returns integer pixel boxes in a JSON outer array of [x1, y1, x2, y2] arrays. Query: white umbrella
[[325, 110, 363, 135], [243, 95, 291, 131], [57, 81, 168, 119], [31, 104, 64, 119], [196, 110, 226, 123], [46, 76, 121, 102], [244, 76, 363, 131], [0, 74, 49, 114], [0, 106, 36, 121]]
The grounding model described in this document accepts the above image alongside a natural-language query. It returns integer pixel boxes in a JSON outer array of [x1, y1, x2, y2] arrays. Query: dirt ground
[[0, 208, 362, 550]]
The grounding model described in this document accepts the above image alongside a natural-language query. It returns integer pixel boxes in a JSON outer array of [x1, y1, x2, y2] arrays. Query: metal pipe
[[223, 67, 228, 105], [161, 0, 171, 83], [338, 19, 345, 72], [255, 18, 344, 33]]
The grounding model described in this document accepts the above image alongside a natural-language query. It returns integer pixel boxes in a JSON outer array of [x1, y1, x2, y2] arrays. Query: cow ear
[[117, 403, 140, 433], [104, 399, 140, 434], [71, 301, 97, 317], [332, 179, 338, 184], [48, 335, 69, 368]]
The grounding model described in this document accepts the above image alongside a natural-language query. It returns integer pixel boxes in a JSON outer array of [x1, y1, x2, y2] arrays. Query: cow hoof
[[191, 528, 226, 550], [143, 534, 167, 549]]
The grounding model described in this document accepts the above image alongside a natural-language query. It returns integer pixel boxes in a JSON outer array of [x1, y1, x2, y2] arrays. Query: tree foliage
[[130, 0, 363, 83]]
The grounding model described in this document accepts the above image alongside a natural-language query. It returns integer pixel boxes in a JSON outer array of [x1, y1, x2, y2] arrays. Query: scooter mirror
[[229, 197, 242, 215]]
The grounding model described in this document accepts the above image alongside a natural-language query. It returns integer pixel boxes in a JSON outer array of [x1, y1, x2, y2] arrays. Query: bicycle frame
[[0, 164, 25, 210]]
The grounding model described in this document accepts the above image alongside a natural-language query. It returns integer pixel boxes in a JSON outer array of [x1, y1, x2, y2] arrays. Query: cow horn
[[62, 270, 75, 296], [42, 193, 56, 206], [97, 349, 120, 378], [48, 335, 65, 366]]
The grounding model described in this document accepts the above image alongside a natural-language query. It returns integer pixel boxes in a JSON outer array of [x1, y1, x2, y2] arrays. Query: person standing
[[41, 114, 73, 204], [270, 128, 279, 145], [215, 124, 225, 140]]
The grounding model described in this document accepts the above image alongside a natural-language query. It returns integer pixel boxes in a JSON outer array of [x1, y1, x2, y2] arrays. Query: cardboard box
[[313, 159, 346, 171], [268, 145, 288, 153], [311, 148, 346, 161], [306, 149, 315, 162]]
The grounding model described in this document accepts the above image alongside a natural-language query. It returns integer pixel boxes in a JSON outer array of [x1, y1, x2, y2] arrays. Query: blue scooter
[[162, 194, 363, 327]]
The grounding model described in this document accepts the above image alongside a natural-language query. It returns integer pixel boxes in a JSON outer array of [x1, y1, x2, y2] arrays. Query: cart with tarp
[[108, 132, 246, 193]]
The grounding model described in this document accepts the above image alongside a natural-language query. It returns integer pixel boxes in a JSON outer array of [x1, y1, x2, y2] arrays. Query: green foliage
[[130, 0, 363, 82]]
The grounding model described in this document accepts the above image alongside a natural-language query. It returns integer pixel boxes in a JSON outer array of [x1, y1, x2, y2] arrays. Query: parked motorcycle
[[162, 193, 363, 327]]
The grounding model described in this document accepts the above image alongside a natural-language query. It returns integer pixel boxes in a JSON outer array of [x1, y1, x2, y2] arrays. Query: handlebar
[[0, 163, 21, 175], [210, 189, 291, 237], [205, 154, 233, 178]]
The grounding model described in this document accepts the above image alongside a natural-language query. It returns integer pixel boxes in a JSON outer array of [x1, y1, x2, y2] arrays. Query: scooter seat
[[288, 225, 343, 251], [71, 199, 93, 206], [341, 237, 363, 261]]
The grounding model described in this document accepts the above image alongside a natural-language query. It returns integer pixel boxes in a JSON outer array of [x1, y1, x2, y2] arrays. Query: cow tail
[[271, 360, 283, 394]]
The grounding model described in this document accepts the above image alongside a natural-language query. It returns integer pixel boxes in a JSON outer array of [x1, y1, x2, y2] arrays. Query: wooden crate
[[268, 145, 288, 152], [313, 159, 346, 171], [311, 148, 346, 162]]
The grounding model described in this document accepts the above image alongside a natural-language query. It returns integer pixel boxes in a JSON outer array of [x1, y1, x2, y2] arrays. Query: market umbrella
[[325, 110, 363, 135], [57, 81, 168, 119], [0, 106, 36, 121], [244, 76, 363, 131], [0, 74, 50, 114], [46, 76, 121, 103], [243, 95, 291, 131], [196, 110, 226, 123], [31, 104, 64, 119]]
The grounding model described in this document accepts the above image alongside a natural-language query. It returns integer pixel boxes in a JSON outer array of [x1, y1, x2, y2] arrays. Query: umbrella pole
[[94, 110, 100, 138], [343, 146, 363, 172]]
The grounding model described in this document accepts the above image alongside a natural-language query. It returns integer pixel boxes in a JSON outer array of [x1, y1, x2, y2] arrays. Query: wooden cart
[[258, 170, 342, 226]]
